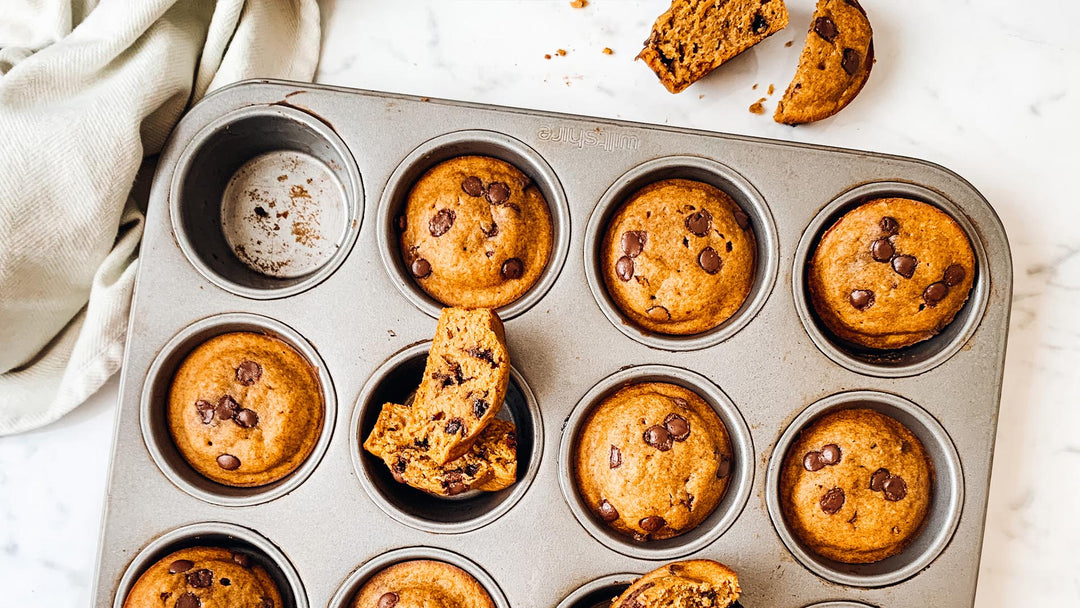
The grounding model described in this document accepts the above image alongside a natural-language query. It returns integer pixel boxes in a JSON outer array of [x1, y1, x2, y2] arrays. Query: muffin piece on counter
[[167, 332, 323, 487], [602, 179, 755, 335], [574, 382, 733, 541], [808, 197, 976, 349], [399, 156, 553, 309], [122, 547, 281, 608], [613, 560, 741, 608], [780, 408, 933, 563], [351, 560, 495, 608], [639, 0, 789, 93], [775, 0, 874, 124]]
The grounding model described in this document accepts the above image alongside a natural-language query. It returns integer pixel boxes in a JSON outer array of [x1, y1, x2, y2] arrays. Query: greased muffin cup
[[555, 574, 638, 608]]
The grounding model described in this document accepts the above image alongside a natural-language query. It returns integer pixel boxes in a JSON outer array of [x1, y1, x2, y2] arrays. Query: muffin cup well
[[140, 313, 336, 507], [327, 547, 510, 608], [351, 342, 543, 534], [112, 522, 307, 608], [376, 129, 570, 320], [554, 574, 637, 608], [765, 391, 964, 588], [583, 156, 779, 351], [558, 365, 754, 560], [792, 181, 990, 377], [170, 104, 363, 299]]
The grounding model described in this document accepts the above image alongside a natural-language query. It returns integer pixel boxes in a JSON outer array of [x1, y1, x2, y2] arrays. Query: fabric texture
[[0, 0, 321, 434]]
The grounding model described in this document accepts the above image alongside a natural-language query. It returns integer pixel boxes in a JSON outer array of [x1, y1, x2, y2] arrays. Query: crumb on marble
[[557, 49, 567, 56], [767, 84, 775, 95], [570, 0, 588, 7], [602, 47, 613, 55], [785, 40, 794, 47], [749, 98, 767, 115], [752, 83, 758, 90]]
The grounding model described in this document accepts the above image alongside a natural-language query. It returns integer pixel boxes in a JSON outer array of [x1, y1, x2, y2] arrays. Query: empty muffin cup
[[584, 156, 778, 351], [351, 342, 543, 534], [558, 365, 754, 560], [377, 130, 570, 320], [793, 181, 990, 377], [112, 522, 307, 608], [170, 104, 363, 298], [555, 574, 637, 608], [140, 313, 336, 507], [765, 391, 964, 588]]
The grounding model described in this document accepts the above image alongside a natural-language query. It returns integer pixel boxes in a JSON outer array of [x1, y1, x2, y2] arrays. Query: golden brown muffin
[[613, 560, 740, 608], [808, 198, 976, 349], [399, 156, 553, 309], [602, 179, 755, 335], [775, 0, 874, 124], [351, 560, 495, 608], [780, 408, 933, 563], [639, 0, 789, 93], [122, 547, 281, 608], [364, 402, 518, 496], [167, 332, 323, 487], [574, 382, 733, 541]]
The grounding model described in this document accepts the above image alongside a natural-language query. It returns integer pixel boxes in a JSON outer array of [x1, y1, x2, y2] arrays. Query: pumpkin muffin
[[122, 547, 281, 608], [351, 560, 495, 608]]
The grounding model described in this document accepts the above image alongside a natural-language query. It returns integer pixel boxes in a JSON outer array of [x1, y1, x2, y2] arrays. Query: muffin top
[[808, 197, 976, 350], [122, 547, 281, 608], [574, 382, 732, 541], [780, 408, 933, 564], [399, 156, 553, 309], [351, 560, 495, 608], [167, 332, 323, 487], [613, 560, 740, 608], [602, 179, 755, 335]]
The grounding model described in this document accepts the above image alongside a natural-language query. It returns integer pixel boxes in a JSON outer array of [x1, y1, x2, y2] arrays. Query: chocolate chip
[[220, 579, 230, 586], [480, 221, 499, 238], [870, 238, 894, 262], [892, 255, 918, 278], [664, 413, 690, 441], [751, 11, 769, 34], [639, 515, 666, 533], [870, 468, 891, 491], [842, 48, 861, 75], [443, 472, 468, 496], [485, 181, 511, 205], [598, 499, 619, 522], [506, 431, 518, 451], [803, 451, 825, 472], [715, 455, 731, 479], [944, 264, 967, 287], [462, 176, 484, 197], [883, 475, 908, 501], [215, 395, 239, 421], [175, 592, 201, 608], [444, 417, 464, 435], [813, 16, 838, 42], [685, 210, 712, 236], [472, 398, 489, 418], [392, 457, 407, 479], [616, 256, 634, 281], [698, 247, 722, 274], [231, 552, 251, 568], [410, 257, 431, 279], [820, 487, 845, 514], [160, 592, 171, 602], [643, 424, 673, 451], [195, 400, 215, 425], [610, 445, 622, 469], [924, 281, 949, 306], [216, 454, 241, 470], [254, 206, 268, 218], [186, 569, 213, 588], [428, 209, 455, 237], [467, 347, 497, 367], [168, 559, 194, 574], [850, 289, 875, 311], [236, 360, 262, 385], [879, 216, 900, 235], [378, 592, 400, 608], [734, 209, 750, 230], [621, 230, 647, 257], [260, 597, 274, 608], [646, 306, 671, 321], [234, 408, 258, 428], [821, 444, 841, 465], [396, 215, 407, 231], [501, 258, 524, 280], [464, 463, 481, 478]]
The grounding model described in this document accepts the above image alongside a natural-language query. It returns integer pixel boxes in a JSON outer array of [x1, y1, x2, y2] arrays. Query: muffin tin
[[92, 80, 1011, 608]]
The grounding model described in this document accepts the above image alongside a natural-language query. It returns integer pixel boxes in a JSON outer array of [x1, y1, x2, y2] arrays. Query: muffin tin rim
[[553, 573, 639, 608]]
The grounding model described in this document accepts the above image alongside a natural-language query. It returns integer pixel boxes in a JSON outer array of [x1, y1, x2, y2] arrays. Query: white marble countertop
[[3, 0, 1078, 605]]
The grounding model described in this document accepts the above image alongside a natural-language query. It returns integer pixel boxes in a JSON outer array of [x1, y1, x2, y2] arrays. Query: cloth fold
[[0, 0, 321, 434]]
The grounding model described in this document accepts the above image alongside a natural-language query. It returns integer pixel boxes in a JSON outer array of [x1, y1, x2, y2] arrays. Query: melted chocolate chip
[[850, 289, 875, 311], [464, 462, 481, 477], [467, 347, 497, 367], [410, 257, 431, 279], [734, 209, 751, 231], [944, 264, 967, 287], [870, 238, 894, 262], [462, 176, 484, 197], [442, 472, 467, 495], [215, 395, 239, 421], [803, 451, 825, 472], [842, 48, 861, 75], [506, 431, 518, 451], [751, 11, 769, 34], [715, 455, 731, 479], [378, 592, 400, 608], [924, 281, 949, 306], [234, 408, 258, 428], [186, 569, 213, 588], [485, 181, 511, 205], [646, 306, 671, 321], [883, 475, 908, 501], [168, 559, 194, 574], [879, 216, 900, 235], [175, 593, 201, 608], [231, 552, 251, 568], [870, 468, 891, 491], [428, 209, 456, 237], [472, 398, 489, 418], [396, 215, 407, 231], [444, 417, 464, 435], [664, 413, 690, 441], [195, 400, 215, 425], [698, 247, 722, 274], [598, 499, 619, 522], [820, 487, 846, 514], [236, 360, 262, 385], [216, 454, 241, 470], [643, 424, 673, 451], [615, 256, 634, 281], [821, 444, 841, 465], [639, 515, 666, 533], [622, 231, 647, 257], [814, 16, 838, 42], [480, 221, 498, 238], [220, 578, 230, 586], [685, 210, 712, 237], [610, 445, 622, 469], [501, 258, 524, 280], [892, 255, 918, 279]]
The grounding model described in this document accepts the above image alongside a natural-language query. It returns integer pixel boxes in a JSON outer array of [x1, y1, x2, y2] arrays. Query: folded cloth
[[0, 0, 321, 434]]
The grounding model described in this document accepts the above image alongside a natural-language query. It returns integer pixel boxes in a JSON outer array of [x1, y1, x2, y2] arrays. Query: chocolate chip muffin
[[780, 408, 933, 563], [602, 179, 755, 335], [613, 560, 741, 608], [351, 560, 495, 608], [399, 156, 553, 309], [167, 332, 324, 487], [574, 382, 733, 541], [122, 547, 281, 608], [639, 0, 789, 93], [775, 0, 874, 124], [808, 198, 976, 349]]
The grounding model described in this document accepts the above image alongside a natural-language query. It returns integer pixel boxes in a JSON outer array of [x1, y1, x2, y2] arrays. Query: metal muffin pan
[[92, 79, 1011, 608]]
